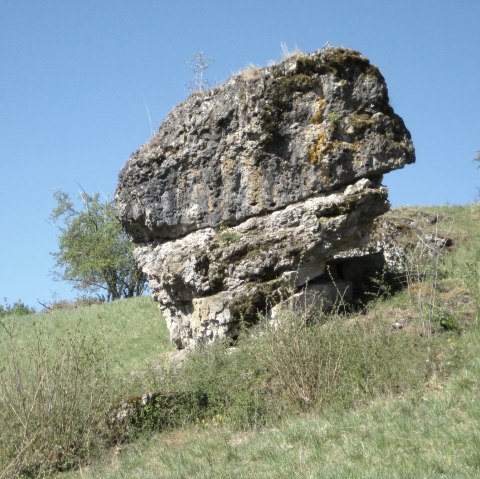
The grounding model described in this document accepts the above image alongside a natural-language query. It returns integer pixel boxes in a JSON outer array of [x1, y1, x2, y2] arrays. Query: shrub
[[218, 227, 241, 245], [186, 52, 215, 94], [39, 297, 103, 313], [0, 324, 112, 478], [0, 299, 35, 318], [261, 308, 435, 410], [144, 303, 439, 433], [157, 336, 272, 431], [463, 258, 480, 322], [391, 216, 455, 336]]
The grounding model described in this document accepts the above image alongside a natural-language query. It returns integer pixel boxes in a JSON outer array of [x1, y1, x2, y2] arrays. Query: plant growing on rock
[[186, 52, 215, 94], [218, 227, 241, 245], [327, 110, 340, 127]]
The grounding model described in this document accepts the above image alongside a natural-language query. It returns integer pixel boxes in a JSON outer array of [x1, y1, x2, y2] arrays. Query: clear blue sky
[[1, 0, 479, 308]]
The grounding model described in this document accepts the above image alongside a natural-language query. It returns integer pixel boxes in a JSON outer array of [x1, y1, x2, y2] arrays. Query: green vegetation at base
[[0, 296, 170, 378], [1, 205, 479, 478], [0, 297, 170, 478], [60, 326, 480, 479]]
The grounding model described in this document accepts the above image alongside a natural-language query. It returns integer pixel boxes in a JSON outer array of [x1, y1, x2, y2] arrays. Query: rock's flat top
[[116, 48, 414, 243]]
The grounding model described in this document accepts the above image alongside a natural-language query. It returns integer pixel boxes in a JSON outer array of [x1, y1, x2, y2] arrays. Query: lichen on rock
[[115, 47, 415, 348]]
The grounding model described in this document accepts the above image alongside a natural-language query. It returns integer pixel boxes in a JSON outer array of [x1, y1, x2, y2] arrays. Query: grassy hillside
[[1, 205, 479, 478], [61, 327, 480, 478], [0, 296, 171, 379], [0, 297, 172, 478]]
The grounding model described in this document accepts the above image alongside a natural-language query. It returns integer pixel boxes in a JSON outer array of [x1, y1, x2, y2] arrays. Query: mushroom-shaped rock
[[115, 47, 415, 348]]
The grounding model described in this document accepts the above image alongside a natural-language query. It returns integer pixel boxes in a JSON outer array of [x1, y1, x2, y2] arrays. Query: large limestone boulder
[[116, 47, 415, 348]]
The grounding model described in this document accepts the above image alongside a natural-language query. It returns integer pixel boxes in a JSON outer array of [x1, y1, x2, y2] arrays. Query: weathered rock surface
[[116, 47, 415, 348], [352, 209, 455, 274]]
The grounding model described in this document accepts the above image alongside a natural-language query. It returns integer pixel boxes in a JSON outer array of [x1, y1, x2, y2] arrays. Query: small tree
[[51, 190, 147, 301], [186, 52, 214, 94]]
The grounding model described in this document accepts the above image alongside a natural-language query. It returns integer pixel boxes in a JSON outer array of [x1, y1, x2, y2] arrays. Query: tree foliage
[[51, 190, 147, 301], [0, 298, 35, 317]]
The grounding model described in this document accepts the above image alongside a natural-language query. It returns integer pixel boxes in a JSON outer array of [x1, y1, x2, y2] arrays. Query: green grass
[[0, 296, 172, 477], [0, 296, 171, 379], [60, 326, 480, 478], [1, 205, 479, 478]]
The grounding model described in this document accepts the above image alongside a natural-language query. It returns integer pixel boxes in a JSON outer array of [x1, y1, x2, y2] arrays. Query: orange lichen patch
[[207, 195, 216, 214], [308, 130, 329, 164], [309, 98, 325, 125], [309, 130, 349, 165]]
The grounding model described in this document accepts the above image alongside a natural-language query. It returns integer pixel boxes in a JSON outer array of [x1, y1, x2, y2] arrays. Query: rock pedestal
[[115, 47, 415, 348]]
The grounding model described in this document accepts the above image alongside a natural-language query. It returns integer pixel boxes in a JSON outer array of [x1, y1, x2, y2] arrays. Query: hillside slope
[[1, 205, 479, 478]]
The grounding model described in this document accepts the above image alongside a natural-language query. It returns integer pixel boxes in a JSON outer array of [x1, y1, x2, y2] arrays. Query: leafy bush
[[144, 306, 440, 433]]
